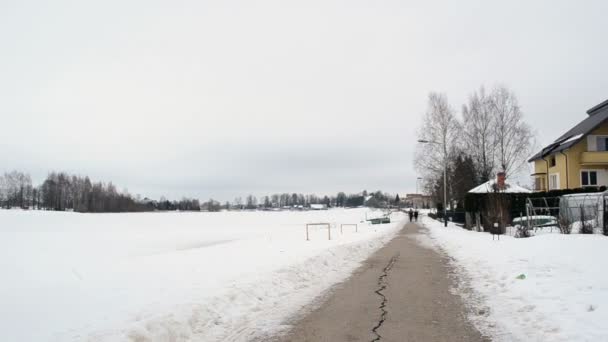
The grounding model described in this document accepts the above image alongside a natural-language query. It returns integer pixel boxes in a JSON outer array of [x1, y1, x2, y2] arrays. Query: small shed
[[466, 175, 531, 232]]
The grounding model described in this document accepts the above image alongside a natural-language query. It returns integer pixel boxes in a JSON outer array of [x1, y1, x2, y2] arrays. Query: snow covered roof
[[468, 179, 532, 194]]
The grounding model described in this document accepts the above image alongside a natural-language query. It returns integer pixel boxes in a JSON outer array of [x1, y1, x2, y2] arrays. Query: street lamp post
[[416, 177, 423, 208], [417, 139, 448, 227]]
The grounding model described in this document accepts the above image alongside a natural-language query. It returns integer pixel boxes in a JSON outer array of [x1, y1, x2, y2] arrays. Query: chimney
[[497, 172, 506, 190]]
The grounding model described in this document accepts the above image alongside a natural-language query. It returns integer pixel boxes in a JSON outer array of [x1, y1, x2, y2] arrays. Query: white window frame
[[549, 173, 560, 190], [581, 169, 599, 187], [588, 135, 608, 152]]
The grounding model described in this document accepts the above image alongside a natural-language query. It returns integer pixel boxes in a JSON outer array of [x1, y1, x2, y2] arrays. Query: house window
[[534, 177, 545, 191], [549, 174, 559, 190], [597, 137, 608, 151], [581, 171, 598, 186], [550, 157, 556, 167]]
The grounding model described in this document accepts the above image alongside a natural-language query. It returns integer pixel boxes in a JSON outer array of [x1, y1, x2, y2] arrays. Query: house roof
[[468, 179, 532, 194], [587, 98, 608, 115], [528, 99, 608, 162]]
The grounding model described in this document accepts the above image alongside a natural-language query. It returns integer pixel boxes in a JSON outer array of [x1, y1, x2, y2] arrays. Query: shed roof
[[468, 179, 532, 194]]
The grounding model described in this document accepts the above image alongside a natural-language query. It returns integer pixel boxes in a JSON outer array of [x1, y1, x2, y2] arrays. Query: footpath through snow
[[418, 215, 608, 342], [0, 209, 404, 341]]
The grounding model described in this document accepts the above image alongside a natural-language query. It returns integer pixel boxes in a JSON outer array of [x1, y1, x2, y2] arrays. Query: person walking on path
[[414, 210, 419, 222], [408, 209, 414, 222]]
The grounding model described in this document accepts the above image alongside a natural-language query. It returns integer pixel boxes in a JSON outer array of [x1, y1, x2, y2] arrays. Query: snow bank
[[0, 209, 404, 341], [418, 215, 608, 342]]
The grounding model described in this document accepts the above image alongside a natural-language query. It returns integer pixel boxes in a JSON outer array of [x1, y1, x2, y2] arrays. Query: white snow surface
[[0, 208, 404, 341], [468, 180, 531, 193], [419, 215, 608, 342], [560, 133, 584, 145]]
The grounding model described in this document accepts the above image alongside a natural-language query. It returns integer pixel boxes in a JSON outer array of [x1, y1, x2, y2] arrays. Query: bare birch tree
[[491, 85, 534, 177], [0, 174, 7, 208], [415, 92, 461, 200], [462, 86, 496, 182]]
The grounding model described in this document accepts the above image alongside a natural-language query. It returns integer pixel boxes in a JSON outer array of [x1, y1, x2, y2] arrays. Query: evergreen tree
[[451, 153, 478, 209]]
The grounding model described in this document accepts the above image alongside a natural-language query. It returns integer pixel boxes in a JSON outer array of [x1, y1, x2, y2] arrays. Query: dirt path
[[270, 222, 488, 342]]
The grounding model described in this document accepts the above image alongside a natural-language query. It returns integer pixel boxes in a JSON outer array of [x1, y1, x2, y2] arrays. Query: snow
[[418, 215, 608, 342], [309, 204, 327, 210], [0, 208, 404, 341], [560, 133, 584, 145], [468, 179, 532, 194], [512, 215, 556, 223]]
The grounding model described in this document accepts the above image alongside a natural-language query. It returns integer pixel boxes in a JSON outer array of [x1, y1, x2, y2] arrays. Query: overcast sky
[[1, 0, 608, 201]]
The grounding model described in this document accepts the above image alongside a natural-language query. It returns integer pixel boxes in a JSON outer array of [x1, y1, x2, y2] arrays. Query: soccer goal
[[305, 223, 331, 241], [340, 223, 358, 234]]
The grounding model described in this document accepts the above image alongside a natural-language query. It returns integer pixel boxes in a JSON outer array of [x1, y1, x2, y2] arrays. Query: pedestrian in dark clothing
[[414, 210, 419, 222], [408, 209, 414, 222]]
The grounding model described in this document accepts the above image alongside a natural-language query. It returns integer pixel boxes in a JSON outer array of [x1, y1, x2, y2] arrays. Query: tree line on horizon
[[230, 190, 401, 211], [0, 170, 403, 213], [0, 170, 200, 213]]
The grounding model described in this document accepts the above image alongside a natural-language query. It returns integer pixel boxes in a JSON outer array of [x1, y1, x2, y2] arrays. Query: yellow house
[[529, 99, 608, 191]]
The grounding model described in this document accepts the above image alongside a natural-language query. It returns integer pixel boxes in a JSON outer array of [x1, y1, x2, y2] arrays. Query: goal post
[[305, 223, 331, 241], [340, 223, 358, 234]]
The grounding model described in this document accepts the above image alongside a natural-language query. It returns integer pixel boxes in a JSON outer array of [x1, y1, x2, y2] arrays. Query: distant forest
[[0, 170, 400, 213]]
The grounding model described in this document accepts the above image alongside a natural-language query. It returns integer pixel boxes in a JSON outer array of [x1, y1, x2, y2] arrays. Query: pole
[[444, 145, 448, 227], [416, 139, 448, 226]]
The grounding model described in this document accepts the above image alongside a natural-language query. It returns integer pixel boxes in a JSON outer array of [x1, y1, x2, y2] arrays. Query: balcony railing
[[580, 151, 608, 165]]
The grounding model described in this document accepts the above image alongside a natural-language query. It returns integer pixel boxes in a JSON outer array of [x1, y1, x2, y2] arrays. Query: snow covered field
[[419, 215, 608, 342], [0, 208, 404, 341]]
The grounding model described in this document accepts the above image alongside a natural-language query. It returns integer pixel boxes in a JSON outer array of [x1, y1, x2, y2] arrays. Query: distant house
[[310, 204, 328, 210], [404, 193, 432, 208], [529, 98, 608, 191]]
